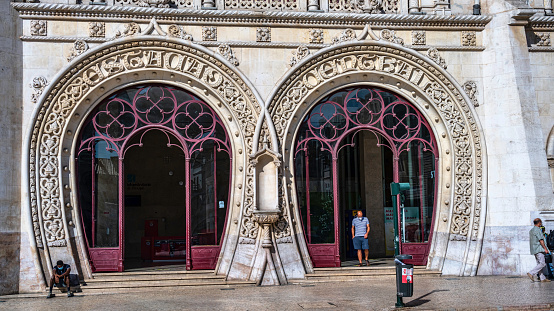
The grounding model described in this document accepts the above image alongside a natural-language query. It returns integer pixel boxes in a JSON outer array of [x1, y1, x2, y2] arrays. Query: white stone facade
[[0, 0, 553, 294]]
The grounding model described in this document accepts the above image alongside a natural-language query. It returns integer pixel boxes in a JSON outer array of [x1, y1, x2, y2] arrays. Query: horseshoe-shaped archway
[[260, 40, 488, 277], [23, 37, 266, 285]]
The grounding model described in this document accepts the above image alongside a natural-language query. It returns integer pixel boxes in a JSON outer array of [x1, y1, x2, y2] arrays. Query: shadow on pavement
[[404, 289, 450, 307]]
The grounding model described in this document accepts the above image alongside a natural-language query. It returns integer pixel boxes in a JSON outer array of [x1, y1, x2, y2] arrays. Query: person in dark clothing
[[46, 260, 74, 298]]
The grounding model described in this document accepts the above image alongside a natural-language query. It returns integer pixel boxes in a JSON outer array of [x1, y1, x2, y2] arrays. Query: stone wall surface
[[478, 0, 554, 276], [5, 0, 554, 292], [0, 1, 23, 296]]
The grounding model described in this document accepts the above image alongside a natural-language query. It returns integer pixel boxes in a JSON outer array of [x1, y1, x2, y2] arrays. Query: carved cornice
[[13, 3, 492, 30], [529, 15, 554, 30], [18, 36, 486, 51]]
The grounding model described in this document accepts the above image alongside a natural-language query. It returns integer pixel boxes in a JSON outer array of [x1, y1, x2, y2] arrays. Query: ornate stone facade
[[2, 0, 554, 294]]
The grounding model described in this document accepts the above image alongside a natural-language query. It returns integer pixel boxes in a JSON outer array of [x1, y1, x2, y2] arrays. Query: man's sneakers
[[527, 272, 537, 282], [67, 291, 74, 297], [46, 293, 54, 299]]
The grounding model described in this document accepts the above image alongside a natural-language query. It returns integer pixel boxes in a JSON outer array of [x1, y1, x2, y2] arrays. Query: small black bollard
[[395, 254, 414, 308]]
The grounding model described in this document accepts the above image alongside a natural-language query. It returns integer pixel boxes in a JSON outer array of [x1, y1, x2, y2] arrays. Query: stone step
[[82, 279, 255, 290], [287, 266, 441, 283], [89, 271, 220, 282]]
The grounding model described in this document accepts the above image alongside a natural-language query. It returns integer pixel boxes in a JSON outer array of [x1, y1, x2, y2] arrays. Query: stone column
[[408, 0, 420, 13], [474, 0, 554, 276], [308, 0, 321, 11]]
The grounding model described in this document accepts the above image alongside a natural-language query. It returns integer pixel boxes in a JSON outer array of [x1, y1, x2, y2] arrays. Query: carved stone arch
[[263, 41, 488, 277], [23, 36, 264, 285]]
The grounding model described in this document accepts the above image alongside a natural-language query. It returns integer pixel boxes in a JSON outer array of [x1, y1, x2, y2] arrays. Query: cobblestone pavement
[[1, 275, 553, 311]]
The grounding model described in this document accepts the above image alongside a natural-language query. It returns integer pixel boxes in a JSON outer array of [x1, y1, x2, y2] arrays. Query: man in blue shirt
[[46, 260, 74, 298], [352, 210, 370, 266]]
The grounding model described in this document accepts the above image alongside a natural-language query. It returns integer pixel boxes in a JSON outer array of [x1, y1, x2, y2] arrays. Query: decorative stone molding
[[536, 32, 551, 46], [462, 81, 479, 107], [138, 0, 171, 7], [89, 22, 105, 38], [217, 44, 239, 66], [380, 29, 404, 45], [426, 47, 447, 69], [256, 27, 271, 42], [29, 76, 48, 104], [114, 22, 141, 38], [167, 24, 193, 40], [202, 26, 217, 41], [328, 0, 399, 14], [30, 20, 47, 36], [412, 30, 426, 45], [289, 45, 311, 67], [224, 0, 299, 10], [13, 4, 493, 31], [309, 29, 324, 44], [27, 39, 261, 251], [461, 31, 476, 46], [238, 237, 256, 244], [266, 42, 486, 275], [332, 29, 357, 45], [67, 40, 89, 62]]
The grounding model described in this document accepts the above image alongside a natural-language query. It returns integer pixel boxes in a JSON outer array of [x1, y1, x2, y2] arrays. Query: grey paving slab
[[1, 276, 553, 311]]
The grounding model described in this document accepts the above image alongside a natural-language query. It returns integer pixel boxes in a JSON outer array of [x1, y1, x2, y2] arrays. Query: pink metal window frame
[[294, 87, 439, 267], [76, 85, 232, 271]]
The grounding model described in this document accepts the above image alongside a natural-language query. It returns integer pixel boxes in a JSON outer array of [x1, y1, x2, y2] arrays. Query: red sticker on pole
[[402, 268, 413, 283]]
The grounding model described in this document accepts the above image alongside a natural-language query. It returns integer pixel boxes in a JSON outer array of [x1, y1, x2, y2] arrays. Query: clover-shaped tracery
[[78, 85, 230, 157], [295, 87, 437, 159]]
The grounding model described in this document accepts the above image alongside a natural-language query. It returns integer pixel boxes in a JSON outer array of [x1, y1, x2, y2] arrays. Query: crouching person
[[47, 260, 74, 298]]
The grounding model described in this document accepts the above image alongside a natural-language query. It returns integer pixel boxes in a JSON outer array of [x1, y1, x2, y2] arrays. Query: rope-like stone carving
[[268, 44, 483, 240], [29, 40, 261, 246], [13, 3, 493, 31]]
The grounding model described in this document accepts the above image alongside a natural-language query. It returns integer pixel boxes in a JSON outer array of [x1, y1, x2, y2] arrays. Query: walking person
[[352, 210, 370, 267], [527, 218, 551, 282]]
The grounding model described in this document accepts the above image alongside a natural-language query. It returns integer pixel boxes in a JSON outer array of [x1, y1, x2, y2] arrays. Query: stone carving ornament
[[114, 23, 141, 38], [89, 22, 105, 38], [217, 44, 240, 66], [267, 43, 484, 247], [536, 33, 551, 46], [289, 45, 310, 67], [168, 25, 193, 40], [332, 29, 357, 45], [30, 76, 48, 104], [412, 30, 426, 45], [28, 40, 261, 248], [67, 40, 89, 62], [138, 0, 171, 7], [461, 31, 476, 46], [309, 29, 324, 44], [462, 81, 479, 107], [380, 29, 404, 45], [224, 0, 299, 10], [426, 48, 447, 69], [202, 26, 217, 41], [257, 27, 271, 42], [30, 20, 47, 36]]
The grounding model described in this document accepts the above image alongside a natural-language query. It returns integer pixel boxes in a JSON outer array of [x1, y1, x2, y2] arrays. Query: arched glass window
[[294, 87, 438, 267], [76, 84, 231, 271]]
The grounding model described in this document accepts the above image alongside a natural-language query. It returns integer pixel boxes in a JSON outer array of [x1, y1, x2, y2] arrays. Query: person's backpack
[[547, 230, 554, 250]]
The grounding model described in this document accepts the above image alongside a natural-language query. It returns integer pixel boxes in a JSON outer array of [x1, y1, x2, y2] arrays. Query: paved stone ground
[[1, 275, 553, 311]]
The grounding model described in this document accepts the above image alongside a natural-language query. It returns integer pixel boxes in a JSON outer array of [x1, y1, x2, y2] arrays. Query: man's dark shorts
[[353, 236, 369, 250]]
